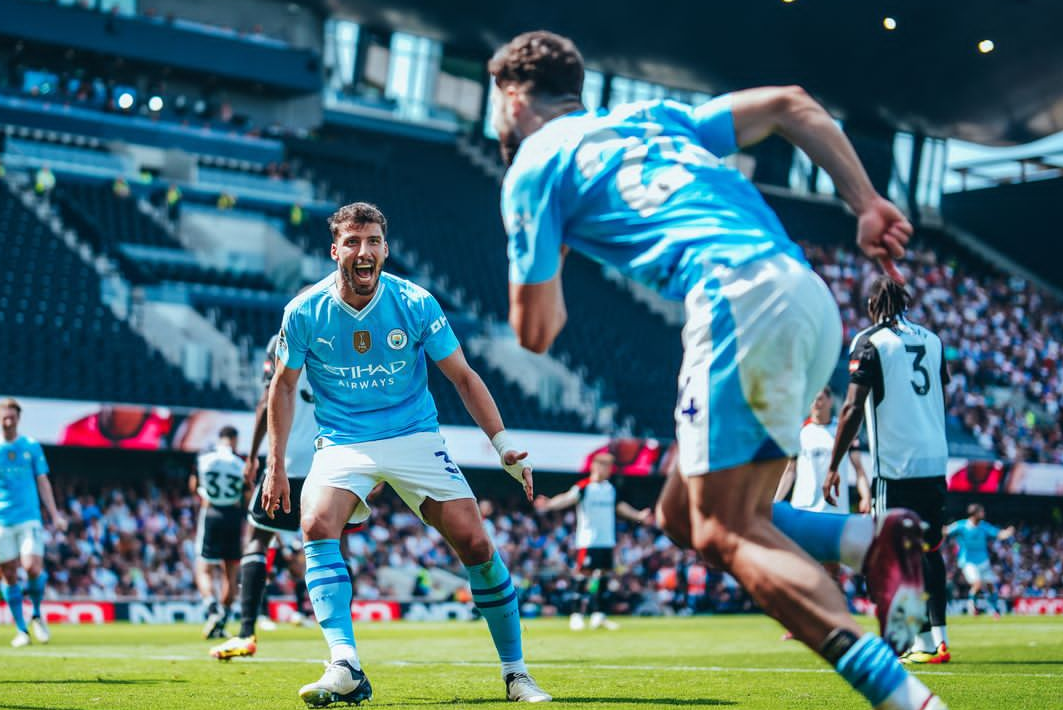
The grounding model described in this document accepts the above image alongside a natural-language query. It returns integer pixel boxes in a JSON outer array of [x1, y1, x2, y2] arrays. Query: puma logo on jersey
[[316, 336, 336, 351]]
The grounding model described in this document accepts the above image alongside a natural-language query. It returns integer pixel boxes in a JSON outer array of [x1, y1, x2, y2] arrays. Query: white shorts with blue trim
[[677, 253, 842, 476], [305, 431, 475, 523]]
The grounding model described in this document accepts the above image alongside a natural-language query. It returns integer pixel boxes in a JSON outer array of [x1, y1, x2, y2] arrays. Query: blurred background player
[[775, 387, 870, 641], [261, 202, 550, 705], [191, 425, 246, 639], [776, 387, 871, 515], [945, 503, 1015, 618], [827, 277, 951, 665], [490, 30, 945, 710], [210, 332, 317, 660], [535, 451, 651, 631], [0, 398, 66, 647]]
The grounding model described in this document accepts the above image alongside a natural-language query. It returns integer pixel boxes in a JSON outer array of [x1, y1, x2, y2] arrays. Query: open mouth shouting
[[348, 260, 379, 293]]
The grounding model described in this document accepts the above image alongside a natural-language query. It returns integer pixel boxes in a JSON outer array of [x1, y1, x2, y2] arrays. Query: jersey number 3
[[904, 345, 931, 396]]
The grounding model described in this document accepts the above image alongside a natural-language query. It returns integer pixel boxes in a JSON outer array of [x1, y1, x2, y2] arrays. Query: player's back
[[504, 97, 803, 300], [197, 446, 245, 508], [850, 317, 947, 480], [0, 436, 45, 525]]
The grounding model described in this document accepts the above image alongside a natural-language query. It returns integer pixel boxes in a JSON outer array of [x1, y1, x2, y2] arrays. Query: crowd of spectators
[[804, 241, 1063, 464], [34, 481, 1063, 615]]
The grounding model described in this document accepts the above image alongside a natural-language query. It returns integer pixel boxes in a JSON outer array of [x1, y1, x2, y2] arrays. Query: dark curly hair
[[488, 30, 585, 99], [866, 275, 911, 325], [327, 202, 387, 241]]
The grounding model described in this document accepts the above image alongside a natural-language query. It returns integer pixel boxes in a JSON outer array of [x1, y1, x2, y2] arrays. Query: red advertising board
[[1012, 598, 1063, 615], [0, 601, 115, 624]]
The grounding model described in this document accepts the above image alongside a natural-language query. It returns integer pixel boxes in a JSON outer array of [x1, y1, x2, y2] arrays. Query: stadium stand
[[0, 181, 244, 408]]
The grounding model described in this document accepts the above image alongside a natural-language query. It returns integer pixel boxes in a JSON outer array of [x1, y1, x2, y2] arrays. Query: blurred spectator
[[112, 176, 131, 199], [34, 164, 55, 202], [216, 192, 236, 210]]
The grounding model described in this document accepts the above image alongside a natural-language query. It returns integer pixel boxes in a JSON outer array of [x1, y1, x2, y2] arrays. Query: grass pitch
[[0, 615, 1060, 709]]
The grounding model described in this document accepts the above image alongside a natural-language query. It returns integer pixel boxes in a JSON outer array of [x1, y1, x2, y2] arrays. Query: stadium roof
[[324, 0, 1063, 145]]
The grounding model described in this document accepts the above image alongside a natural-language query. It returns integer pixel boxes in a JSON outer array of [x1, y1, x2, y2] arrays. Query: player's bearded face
[[490, 84, 523, 166], [333, 222, 387, 297]]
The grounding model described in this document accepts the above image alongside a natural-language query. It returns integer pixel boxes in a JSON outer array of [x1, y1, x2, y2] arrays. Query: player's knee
[[301, 514, 335, 541], [454, 530, 493, 566], [657, 500, 691, 549], [0, 561, 17, 584], [692, 519, 740, 569]]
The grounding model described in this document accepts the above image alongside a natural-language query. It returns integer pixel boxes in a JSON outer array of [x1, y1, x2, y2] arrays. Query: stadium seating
[[52, 178, 276, 291], [0, 183, 245, 408], [54, 179, 183, 250]]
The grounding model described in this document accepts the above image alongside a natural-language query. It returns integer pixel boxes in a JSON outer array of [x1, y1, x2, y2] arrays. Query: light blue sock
[[772, 502, 847, 562], [304, 539, 355, 654], [836, 633, 909, 706], [26, 571, 47, 619], [2, 583, 27, 633], [466, 551, 524, 673]]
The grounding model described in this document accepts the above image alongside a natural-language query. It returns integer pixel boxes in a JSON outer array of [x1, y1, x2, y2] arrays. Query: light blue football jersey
[[0, 436, 48, 526], [502, 95, 805, 301], [946, 519, 1000, 567], [276, 272, 460, 446]]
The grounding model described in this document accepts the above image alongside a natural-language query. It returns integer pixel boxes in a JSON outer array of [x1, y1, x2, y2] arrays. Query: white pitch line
[[11, 649, 1063, 679]]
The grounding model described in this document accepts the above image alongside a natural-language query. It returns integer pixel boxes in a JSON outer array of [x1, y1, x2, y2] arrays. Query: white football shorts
[[305, 430, 474, 523]]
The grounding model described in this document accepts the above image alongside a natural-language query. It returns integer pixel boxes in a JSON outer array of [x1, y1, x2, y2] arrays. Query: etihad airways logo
[[323, 361, 408, 379]]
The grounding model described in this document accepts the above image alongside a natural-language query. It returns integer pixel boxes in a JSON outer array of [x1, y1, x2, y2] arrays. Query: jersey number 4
[[904, 345, 931, 396]]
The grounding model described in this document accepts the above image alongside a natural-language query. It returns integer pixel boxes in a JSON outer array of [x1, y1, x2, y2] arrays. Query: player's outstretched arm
[[534, 488, 579, 513], [728, 86, 911, 282], [435, 346, 534, 500], [825, 383, 870, 505], [263, 363, 298, 518], [616, 501, 652, 524]]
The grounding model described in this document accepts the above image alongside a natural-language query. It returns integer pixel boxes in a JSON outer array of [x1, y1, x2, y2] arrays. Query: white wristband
[[491, 430, 515, 458]]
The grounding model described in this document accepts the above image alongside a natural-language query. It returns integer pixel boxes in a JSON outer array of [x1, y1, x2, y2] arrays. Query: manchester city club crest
[[353, 330, 372, 354], [387, 328, 408, 350]]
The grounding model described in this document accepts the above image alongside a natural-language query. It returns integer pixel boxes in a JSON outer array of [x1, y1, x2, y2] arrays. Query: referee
[[825, 275, 951, 665]]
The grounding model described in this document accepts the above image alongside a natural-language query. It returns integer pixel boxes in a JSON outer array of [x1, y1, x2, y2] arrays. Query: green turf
[[0, 615, 1060, 709]]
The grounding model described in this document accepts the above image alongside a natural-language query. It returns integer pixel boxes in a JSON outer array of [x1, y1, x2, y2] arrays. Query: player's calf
[[825, 629, 947, 709]]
